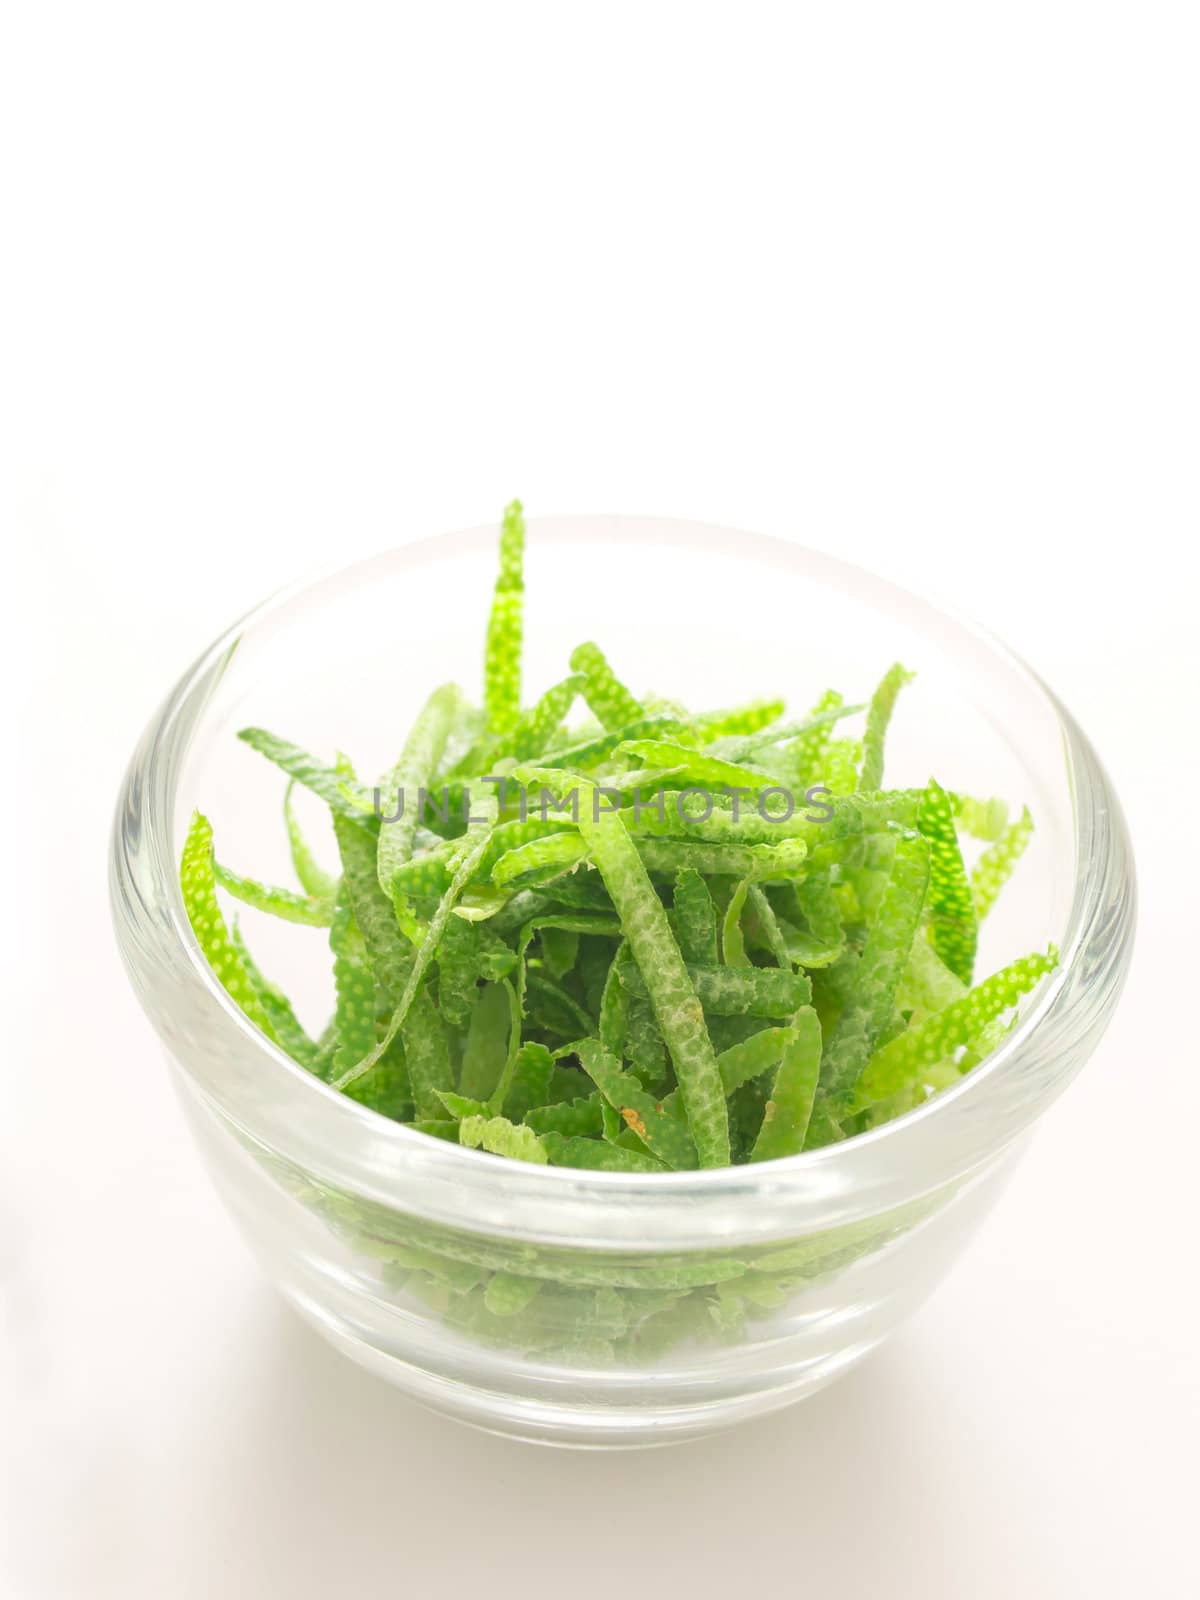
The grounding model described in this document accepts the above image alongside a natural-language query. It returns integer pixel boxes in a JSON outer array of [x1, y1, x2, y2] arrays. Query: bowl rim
[[111, 514, 1136, 1241]]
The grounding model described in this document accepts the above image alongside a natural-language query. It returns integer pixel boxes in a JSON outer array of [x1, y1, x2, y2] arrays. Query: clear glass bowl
[[109, 516, 1135, 1447]]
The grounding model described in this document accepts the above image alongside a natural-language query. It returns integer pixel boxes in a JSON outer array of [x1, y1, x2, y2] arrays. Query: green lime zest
[[184, 501, 1055, 1177]]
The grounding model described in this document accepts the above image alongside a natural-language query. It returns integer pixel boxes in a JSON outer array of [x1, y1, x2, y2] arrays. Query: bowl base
[[284, 1285, 882, 1449]]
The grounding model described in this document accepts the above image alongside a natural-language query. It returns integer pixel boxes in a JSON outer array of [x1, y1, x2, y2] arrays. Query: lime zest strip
[[617, 739, 777, 792], [670, 868, 719, 966], [483, 499, 526, 733], [709, 701, 864, 763], [620, 959, 811, 1018], [749, 1006, 823, 1162], [538, 715, 688, 773], [459, 1113, 548, 1165], [401, 988, 455, 1120], [573, 781, 730, 1168], [524, 1096, 605, 1137], [951, 792, 1010, 842], [791, 688, 844, 786], [491, 832, 589, 887], [694, 698, 786, 742], [376, 682, 462, 910], [213, 859, 334, 927], [238, 728, 374, 825], [180, 812, 277, 1041], [284, 780, 338, 900], [573, 1038, 699, 1171], [328, 889, 377, 1077], [918, 777, 978, 985], [333, 820, 496, 1092], [636, 836, 808, 883], [332, 810, 413, 1000], [229, 923, 318, 1066], [853, 945, 1059, 1108], [815, 829, 931, 1113], [501, 673, 588, 763], [857, 663, 914, 793], [972, 806, 1035, 920], [541, 1133, 665, 1173], [715, 1025, 800, 1095], [569, 642, 645, 731]]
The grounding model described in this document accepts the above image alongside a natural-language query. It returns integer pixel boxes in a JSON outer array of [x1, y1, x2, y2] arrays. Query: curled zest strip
[[376, 682, 462, 912], [333, 821, 496, 1092], [857, 663, 914, 793], [213, 859, 334, 927], [238, 728, 375, 826], [284, 781, 338, 900], [180, 812, 277, 1042], [459, 1114, 548, 1165], [853, 946, 1059, 1109], [620, 959, 812, 1018], [484, 499, 526, 733], [750, 1007, 823, 1162], [568, 642, 644, 732], [972, 807, 1035, 920], [572, 777, 730, 1168], [573, 1038, 698, 1171], [918, 777, 978, 986], [815, 830, 931, 1115]]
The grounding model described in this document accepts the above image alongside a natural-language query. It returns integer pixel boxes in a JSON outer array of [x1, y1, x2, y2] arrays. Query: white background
[[2, 4, 1197, 1597]]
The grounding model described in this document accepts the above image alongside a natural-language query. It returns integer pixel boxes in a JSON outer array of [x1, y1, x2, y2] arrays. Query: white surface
[[1, 4, 1197, 1596]]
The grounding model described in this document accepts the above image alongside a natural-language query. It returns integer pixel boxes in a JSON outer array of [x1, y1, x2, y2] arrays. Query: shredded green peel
[[185, 502, 1056, 1175], [459, 1114, 548, 1165], [484, 500, 526, 733], [858, 664, 914, 792], [180, 812, 277, 1041], [213, 860, 334, 927], [918, 778, 978, 985], [812, 829, 931, 1116], [749, 1007, 823, 1162], [972, 806, 1035, 920], [854, 946, 1058, 1108], [572, 779, 730, 1167], [376, 682, 461, 912], [328, 888, 377, 1077], [569, 642, 644, 732], [573, 1038, 699, 1171], [284, 781, 338, 900]]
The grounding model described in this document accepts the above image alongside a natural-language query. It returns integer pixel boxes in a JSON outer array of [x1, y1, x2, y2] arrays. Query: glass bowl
[[109, 516, 1135, 1447]]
